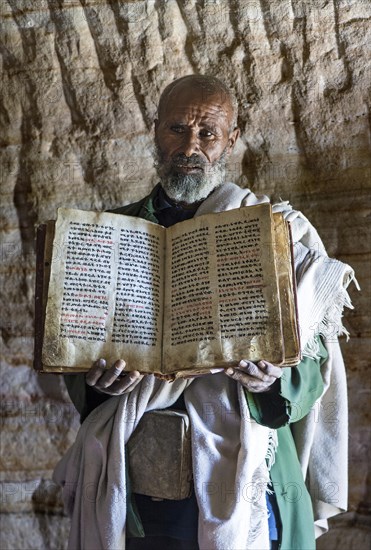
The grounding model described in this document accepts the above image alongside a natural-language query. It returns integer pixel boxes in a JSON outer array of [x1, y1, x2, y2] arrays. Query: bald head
[[157, 75, 238, 131]]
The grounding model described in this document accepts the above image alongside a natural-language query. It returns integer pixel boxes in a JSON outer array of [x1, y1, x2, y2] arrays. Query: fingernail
[[226, 368, 234, 376], [258, 361, 266, 368], [239, 360, 248, 367], [98, 358, 106, 368]]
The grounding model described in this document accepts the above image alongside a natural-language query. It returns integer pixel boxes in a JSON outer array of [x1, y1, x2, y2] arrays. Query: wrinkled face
[[154, 83, 239, 204]]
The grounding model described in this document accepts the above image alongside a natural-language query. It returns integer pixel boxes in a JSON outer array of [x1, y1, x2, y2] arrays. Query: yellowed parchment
[[42, 208, 165, 373], [162, 204, 285, 374]]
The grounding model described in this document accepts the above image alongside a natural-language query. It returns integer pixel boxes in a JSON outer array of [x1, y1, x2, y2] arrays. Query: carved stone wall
[[0, 1, 370, 548]]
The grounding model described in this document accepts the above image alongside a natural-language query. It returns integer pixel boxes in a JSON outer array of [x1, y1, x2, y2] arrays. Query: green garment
[[64, 186, 328, 549], [246, 338, 328, 550]]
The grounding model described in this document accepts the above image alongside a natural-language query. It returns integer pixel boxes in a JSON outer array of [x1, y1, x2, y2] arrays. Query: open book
[[34, 204, 301, 378]]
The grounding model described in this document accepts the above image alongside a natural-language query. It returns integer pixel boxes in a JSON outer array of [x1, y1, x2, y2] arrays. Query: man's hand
[[85, 358, 144, 395], [225, 360, 282, 393]]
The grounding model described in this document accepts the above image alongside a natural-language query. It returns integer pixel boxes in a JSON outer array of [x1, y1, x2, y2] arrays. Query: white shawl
[[54, 183, 356, 548], [198, 183, 356, 537]]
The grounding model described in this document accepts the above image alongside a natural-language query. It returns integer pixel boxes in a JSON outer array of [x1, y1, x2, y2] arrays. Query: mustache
[[170, 153, 206, 169]]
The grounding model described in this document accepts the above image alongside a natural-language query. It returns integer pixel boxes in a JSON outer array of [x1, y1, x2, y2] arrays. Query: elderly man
[[57, 75, 353, 550]]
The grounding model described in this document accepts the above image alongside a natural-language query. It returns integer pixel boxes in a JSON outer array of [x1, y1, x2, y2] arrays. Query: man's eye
[[199, 130, 214, 138], [170, 125, 185, 133]]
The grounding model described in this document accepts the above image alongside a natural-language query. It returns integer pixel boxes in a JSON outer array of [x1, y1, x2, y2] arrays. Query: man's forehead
[[160, 88, 232, 125], [165, 102, 229, 121]]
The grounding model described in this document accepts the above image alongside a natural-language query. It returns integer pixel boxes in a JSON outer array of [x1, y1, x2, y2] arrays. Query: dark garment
[[133, 483, 281, 544], [133, 492, 199, 542], [152, 186, 200, 227], [126, 535, 199, 550]]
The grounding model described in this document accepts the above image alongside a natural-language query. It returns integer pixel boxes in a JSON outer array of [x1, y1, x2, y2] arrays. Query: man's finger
[[99, 371, 143, 395], [96, 359, 126, 388], [235, 360, 273, 383], [237, 360, 282, 381], [225, 367, 277, 392], [226, 368, 269, 385], [257, 361, 282, 379], [86, 358, 107, 386], [113, 371, 143, 392]]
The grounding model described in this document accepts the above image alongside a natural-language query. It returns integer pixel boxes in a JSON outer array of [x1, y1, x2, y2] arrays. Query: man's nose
[[180, 131, 200, 157]]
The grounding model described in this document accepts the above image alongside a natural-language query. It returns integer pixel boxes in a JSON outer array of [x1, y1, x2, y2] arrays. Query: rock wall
[[0, 1, 370, 548]]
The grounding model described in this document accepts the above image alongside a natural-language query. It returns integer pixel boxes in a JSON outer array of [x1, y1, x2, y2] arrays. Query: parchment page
[[111, 222, 165, 373], [214, 205, 284, 364], [42, 208, 164, 372], [162, 216, 221, 373], [162, 204, 284, 374]]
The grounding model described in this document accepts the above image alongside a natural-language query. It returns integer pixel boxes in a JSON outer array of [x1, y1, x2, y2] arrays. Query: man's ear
[[227, 127, 240, 153]]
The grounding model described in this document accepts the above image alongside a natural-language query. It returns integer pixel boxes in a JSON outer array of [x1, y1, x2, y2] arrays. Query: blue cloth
[[266, 489, 282, 541]]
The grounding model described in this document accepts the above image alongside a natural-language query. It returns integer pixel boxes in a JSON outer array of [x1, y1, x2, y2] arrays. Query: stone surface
[[0, 1, 370, 548], [0, 512, 69, 550], [317, 513, 371, 550]]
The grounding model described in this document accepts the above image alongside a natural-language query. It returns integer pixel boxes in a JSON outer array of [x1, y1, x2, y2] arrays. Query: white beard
[[154, 148, 228, 204]]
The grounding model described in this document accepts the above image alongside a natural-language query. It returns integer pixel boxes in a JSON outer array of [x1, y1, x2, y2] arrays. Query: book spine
[[33, 224, 47, 371]]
